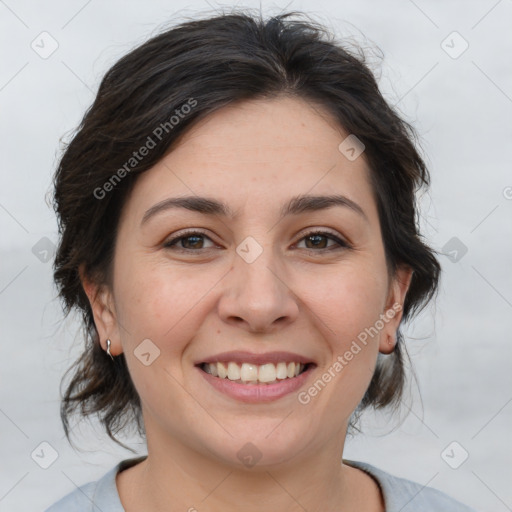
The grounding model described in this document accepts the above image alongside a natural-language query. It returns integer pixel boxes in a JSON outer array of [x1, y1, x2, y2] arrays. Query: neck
[[119, 423, 377, 512]]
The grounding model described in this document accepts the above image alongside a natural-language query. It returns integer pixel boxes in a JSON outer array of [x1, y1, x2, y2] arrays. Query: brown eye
[[164, 231, 216, 251], [296, 231, 350, 253]]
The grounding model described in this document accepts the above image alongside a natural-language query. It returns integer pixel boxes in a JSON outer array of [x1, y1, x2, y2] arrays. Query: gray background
[[1, 0, 511, 510]]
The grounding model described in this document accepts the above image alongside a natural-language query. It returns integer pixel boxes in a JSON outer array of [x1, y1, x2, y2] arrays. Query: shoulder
[[44, 477, 101, 511], [45, 479, 101, 512], [44, 456, 146, 512], [344, 459, 479, 512]]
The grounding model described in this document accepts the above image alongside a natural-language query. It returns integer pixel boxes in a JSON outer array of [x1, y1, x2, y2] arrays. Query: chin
[[199, 422, 314, 470]]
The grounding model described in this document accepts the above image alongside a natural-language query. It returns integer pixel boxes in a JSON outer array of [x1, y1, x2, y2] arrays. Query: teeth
[[227, 362, 240, 380], [208, 363, 218, 377], [276, 362, 288, 379], [217, 362, 227, 379], [203, 361, 307, 384], [240, 363, 258, 382], [258, 363, 276, 383]]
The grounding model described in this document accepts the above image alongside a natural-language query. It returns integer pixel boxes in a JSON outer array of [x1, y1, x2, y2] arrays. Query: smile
[[196, 354, 316, 403], [201, 361, 310, 385]]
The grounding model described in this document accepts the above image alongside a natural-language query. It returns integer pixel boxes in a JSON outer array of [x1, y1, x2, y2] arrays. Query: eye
[[163, 229, 351, 254], [163, 230, 217, 252], [294, 230, 351, 253]]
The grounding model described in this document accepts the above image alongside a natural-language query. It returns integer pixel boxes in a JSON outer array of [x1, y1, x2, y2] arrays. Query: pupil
[[185, 235, 202, 249], [307, 235, 326, 249]]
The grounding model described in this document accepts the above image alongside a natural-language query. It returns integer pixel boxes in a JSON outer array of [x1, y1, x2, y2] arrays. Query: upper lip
[[196, 351, 316, 366]]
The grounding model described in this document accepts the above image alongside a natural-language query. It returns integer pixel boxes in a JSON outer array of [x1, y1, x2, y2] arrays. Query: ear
[[379, 265, 414, 354], [79, 263, 122, 356]]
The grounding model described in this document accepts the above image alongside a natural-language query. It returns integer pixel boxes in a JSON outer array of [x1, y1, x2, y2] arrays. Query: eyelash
[[163, 229, 351, 254]]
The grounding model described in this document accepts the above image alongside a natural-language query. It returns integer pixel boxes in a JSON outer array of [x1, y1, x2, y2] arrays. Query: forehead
[[123, 96, 378, 226], [171, 95, 351, 167]]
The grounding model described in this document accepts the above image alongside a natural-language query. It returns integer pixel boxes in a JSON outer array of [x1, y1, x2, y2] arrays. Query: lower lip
[[197, 365, 315, 403]]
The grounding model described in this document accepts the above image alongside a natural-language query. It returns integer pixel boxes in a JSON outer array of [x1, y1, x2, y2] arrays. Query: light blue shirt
[[45, 455, 478, 511]]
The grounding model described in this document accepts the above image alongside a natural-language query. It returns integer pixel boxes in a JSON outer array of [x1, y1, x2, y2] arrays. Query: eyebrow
[[140, 193, 368, 226]]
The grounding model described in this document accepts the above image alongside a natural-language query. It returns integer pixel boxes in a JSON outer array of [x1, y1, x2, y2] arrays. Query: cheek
[[297, 261, 388, 345], [113, 261, 204, 404], [114, 258, 217, 349], [311, 265, 387, 403], [297, 263, 386, 409]]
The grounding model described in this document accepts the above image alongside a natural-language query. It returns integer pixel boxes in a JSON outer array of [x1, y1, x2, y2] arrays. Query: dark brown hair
[[52, 8, 441, 451]]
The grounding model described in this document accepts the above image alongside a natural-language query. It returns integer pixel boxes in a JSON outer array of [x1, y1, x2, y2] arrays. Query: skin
[[81, 95, 413, 511]]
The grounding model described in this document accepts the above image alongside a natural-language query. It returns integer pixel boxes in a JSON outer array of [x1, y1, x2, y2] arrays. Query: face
[[84, 96, 412, 469]]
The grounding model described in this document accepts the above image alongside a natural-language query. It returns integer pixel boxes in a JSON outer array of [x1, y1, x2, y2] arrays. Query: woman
[[46, 9, 478, 512]]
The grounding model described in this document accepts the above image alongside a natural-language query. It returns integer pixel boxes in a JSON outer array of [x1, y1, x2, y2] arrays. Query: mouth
[[197, 361, 315, 385], [194, 352, 317, 403]]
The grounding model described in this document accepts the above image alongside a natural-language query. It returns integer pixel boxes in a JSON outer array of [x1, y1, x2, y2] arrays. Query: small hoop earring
[[106, 339, 115, 361]]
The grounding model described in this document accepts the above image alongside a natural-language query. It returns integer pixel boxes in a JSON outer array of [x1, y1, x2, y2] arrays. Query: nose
[[217, 242, 300, 334]]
